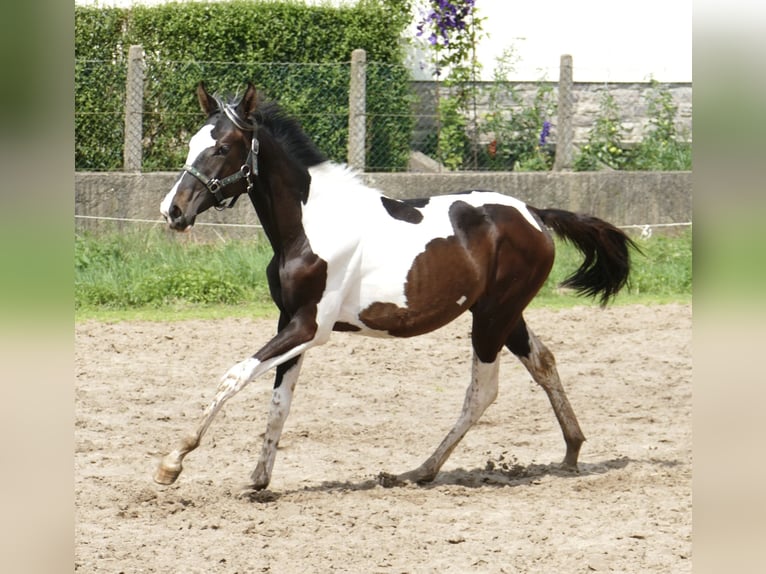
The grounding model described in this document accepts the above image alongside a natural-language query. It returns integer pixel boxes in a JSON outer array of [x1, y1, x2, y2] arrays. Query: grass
[[75, 228, 274, 316], [75, 227, 691, 322]]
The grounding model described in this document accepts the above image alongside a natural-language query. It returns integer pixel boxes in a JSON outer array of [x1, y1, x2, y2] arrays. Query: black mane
[[219, 92, 328, 169]]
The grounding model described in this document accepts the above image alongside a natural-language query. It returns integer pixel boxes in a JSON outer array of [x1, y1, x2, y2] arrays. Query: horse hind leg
[[381, 351, 500, 486], [506, 317, 585, 469]]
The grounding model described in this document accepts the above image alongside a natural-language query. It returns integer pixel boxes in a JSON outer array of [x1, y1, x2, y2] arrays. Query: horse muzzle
[[163, 203, 196, 231]]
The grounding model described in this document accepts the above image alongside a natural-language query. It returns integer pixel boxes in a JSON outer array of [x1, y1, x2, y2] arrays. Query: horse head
[[160, 82, 261, 231]]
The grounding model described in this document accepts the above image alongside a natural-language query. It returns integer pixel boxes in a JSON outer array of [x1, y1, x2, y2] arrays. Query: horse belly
[[349, 235, 486, 338]]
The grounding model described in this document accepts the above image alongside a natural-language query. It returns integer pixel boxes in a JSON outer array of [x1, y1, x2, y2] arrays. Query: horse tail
[[528, 207, 640, 306]]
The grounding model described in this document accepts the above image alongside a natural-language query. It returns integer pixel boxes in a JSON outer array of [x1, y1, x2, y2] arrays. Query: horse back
[[305, 188, 553, 338]]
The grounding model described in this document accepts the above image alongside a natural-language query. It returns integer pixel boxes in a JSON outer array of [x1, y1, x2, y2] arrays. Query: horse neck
[[248, 129, 311, 258]]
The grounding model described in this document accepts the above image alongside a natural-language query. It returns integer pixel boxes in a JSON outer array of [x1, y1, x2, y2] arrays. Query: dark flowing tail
[[529, 207, 640, 306]]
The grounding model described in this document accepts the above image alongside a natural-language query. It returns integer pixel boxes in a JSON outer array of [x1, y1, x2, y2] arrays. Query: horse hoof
[[238, 485, 279, 502], [378, 470, 434, 488], [377, 472, 405, 488], [154, 458, 182, 485], [559, 460, 580, 473]]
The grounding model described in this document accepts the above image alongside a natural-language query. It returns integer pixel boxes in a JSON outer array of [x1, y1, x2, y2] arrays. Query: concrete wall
[[75, 170, 691, 240]]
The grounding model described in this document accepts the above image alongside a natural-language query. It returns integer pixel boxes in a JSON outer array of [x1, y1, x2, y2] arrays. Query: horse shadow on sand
[[239, 455, 683, 504]]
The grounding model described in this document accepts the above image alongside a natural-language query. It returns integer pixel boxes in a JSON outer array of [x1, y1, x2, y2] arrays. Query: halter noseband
[[182, 100, 260, 211]]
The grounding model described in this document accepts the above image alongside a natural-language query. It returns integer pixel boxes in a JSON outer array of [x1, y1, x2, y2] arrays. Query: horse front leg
[[154, 356, 266, 485], [154, 313, 317, 486], [248, 355, 304, 490]]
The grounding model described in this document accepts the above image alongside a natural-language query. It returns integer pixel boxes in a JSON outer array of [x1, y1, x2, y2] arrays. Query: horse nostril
[[169, 205, 183, 222]]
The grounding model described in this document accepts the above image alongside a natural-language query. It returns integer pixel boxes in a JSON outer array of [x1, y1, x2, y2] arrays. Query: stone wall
[[410, 81, 693, 147], [75, 170, 692, 241]]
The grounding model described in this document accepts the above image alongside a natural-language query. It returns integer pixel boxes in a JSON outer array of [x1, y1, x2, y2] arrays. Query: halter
[[182, 99, 260, 210]]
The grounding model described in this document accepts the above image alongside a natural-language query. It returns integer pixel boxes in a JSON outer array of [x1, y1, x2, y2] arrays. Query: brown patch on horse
[[380, 197, 424, 224], [359, 201, 494, 337], [468, 204, 555, 362]]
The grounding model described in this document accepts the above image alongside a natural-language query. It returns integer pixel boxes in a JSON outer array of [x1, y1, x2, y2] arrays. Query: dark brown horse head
[[160, 82, 261, 231]]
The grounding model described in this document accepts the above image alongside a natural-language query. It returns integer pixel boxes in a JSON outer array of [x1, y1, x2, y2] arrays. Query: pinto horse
[[156, 83, 637, 490]]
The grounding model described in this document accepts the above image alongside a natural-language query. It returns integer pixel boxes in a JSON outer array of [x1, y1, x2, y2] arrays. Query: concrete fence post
[[554, 54, 574, 171], [348, 48, 367, 171], [124, 45, 145, 172]]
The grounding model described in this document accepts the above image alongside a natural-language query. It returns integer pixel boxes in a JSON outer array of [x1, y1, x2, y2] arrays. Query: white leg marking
[[393, 352, 499, 484], [155, 356, 272, 485], [250, 356, 304, 488]]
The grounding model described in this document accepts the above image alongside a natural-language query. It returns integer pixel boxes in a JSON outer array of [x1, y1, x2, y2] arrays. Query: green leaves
[[574, 82, 692, 172], [75, 1, 413, 172], [573, 91, 630, 171]]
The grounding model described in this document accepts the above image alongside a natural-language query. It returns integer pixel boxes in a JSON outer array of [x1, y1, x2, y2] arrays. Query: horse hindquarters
[[492, 206, 636, 469], [383, 204, 557, 484]]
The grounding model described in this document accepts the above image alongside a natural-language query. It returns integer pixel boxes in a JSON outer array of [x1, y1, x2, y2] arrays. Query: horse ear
[[196, 82, 218, 116], [237, 83, 259, 120]]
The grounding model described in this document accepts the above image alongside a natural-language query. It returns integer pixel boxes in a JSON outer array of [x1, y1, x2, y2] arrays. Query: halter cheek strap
[[182, 162, 247, 208], [182, 126, 260, 211]]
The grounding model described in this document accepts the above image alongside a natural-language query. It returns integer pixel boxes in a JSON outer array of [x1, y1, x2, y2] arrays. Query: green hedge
[[75, 0, 414, 171]]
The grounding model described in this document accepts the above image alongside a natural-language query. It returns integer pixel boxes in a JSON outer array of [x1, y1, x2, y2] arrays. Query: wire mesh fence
[[75, 58, 128, 171], [75, 49, 692, 173], [76, 52, 412, 172]]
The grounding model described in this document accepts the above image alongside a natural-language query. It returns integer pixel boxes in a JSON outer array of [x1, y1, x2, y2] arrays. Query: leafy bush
[[630, 80, 692, 171], [572, 91, 630, 171], [574, 81, 691, 171], [74, 6, 129, 171], [75, 0, 414, 171], [481, 50, 557, 172], [415, 0, 485, 170]]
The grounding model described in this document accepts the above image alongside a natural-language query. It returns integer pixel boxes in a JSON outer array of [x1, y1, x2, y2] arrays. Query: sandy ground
[[75, 303, 691, 573]]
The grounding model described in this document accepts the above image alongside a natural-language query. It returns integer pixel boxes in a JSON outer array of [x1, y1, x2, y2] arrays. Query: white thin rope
[[619, 222, 692, 229], [74, 214, 263, 229], [74, 214, 690, 235], [619, 222, 692, 239]]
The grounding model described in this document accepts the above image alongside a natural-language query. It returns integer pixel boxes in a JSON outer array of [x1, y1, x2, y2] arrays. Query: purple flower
[[416, 0, 475, 49], [539, 121, 551, 146]]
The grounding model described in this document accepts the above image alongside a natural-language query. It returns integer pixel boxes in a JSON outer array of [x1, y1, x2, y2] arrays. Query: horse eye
[[215, 144, 230, 156]]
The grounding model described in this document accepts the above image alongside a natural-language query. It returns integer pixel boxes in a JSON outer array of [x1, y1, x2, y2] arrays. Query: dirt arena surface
[[75, 303, 691, 573]]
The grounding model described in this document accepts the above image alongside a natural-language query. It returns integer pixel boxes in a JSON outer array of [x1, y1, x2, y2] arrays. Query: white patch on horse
[[299, 165, 544, 335], [160, 124, 216, 221], [456, 295, 467, 306]]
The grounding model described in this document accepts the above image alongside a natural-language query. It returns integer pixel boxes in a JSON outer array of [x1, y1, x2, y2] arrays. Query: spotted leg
[[506, 317, 585, 469], [383, 351, 499, 485], [154, 312, 318, 485], [248, 355, 304, 490]]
